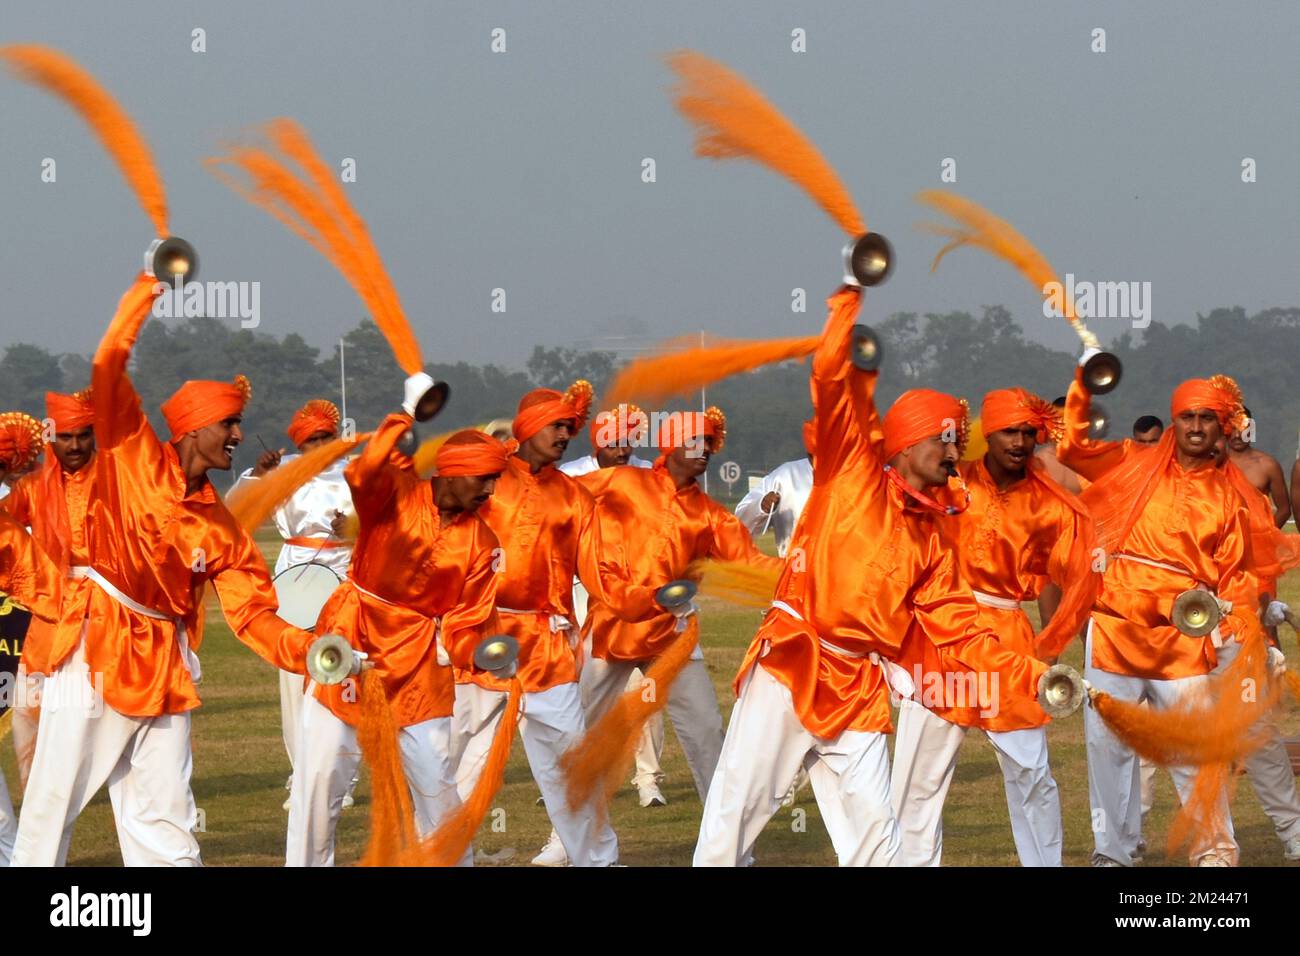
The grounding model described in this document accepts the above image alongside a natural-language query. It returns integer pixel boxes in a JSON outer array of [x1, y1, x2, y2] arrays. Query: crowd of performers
[[0, 44, 1298, 868]]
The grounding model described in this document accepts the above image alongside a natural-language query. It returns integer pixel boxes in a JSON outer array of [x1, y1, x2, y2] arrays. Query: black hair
[[1132, 415, 1163, 435]]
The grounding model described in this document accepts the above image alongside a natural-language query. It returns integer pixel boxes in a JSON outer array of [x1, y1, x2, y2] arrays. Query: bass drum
[[272, 562, 343, 632]]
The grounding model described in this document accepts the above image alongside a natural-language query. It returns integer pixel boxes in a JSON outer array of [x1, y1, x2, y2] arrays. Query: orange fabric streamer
[[692, 558, 780, 610], [562, 616, 700, 817], [206, 119, 424, 375], [356, 669, 418, 866], [1, 45, 168, 235], [225, 434, 366, 533], [287, 399, 340, 448], [666, 50, 865, 236], [881, 389, 969, 461], [603, 334, 817, 408]]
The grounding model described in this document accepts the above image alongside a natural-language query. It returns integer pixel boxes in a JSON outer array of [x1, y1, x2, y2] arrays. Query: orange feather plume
[[1, 45, 168, 235], [692, 559, 780, 609], [603, 333, 817, 408], [225, 435, 366, 532], [206, 119, 424, 375], [667, 50, 865, 236]]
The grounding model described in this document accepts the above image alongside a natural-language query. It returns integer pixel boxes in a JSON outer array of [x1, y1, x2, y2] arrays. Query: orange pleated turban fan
[[0, 412, 44, 473], [287, 399, 341, 448]]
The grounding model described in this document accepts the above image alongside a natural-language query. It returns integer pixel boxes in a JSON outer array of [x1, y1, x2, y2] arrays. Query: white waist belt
[[972, 590, 1022, 611], [1112, 553, 1193, 578], [70, 566, 201, 681], [497, 606, 573, 634], [769, 600, 915, 698], [1111, 555, 1230, 647], [346, 580, 449, 664]]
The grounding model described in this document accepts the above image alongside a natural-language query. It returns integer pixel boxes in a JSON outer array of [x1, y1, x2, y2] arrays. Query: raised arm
[[1056, 369, 1131, 481], [810, 287, 875, 484], [707, 502, 782, 573], [344, 412, 408, 521], [91, 275, 162, 451]]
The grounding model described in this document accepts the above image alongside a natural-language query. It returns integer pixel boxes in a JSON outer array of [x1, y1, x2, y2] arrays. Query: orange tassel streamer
[[225, 435, 367, 533], [562, 616, 701, 816], [667, 50, 865, 236], [356, 669, 418, 866], [603, 334, 817, 408], [206, 119, 424, 376], [692, 558, 780, 609], [1, 45, 168, 235]]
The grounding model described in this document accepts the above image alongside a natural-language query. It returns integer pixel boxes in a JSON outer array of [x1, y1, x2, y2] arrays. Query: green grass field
[[11, 527, 1300, 867]]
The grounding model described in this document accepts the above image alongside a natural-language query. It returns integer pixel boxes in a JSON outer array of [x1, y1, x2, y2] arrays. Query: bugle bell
[[402, 371, 450, 423], [144, 236, 199, 286], [1037, 663, 1085, 718], [848, 324, 883, 372], [1171, 589, 1220, 637], [1087, 402, 1110, 440], [1079, 347, 1122, 396], [655, 579, 698, 616], [473, 633, 519, 676], [842, 232, 893, 288], [306, 633, 360, 686]]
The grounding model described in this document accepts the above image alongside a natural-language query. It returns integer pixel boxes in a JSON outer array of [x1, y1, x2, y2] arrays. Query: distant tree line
[[2, 304, 1297, 489]]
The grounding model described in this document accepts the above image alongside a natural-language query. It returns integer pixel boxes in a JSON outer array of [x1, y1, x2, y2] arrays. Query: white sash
[[69, 566, 201, 681], [769, 600, 915, 698], [972, 590, 1021, 611]]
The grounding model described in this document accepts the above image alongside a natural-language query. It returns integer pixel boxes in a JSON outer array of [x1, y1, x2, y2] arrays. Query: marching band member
[[890, 388, 1097, 866], [12, 278, 320, 867], [233, 400, 354, 808], [694, 288, 1046, 866], [287, 415, 506, 866], [451, 382, 619, 867]]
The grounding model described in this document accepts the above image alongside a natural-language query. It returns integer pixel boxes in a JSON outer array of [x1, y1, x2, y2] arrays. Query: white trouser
[[628, 666, 665, 789], [12, 664, 39, 792], [580, 652, 723, 802], [1083, 625, 1237, 866], [280, 669, 304, 770], [286, 693, 467, 867], [1213, 641, 1300, 844], [12, 637, 201, 867], [695, 663, 900, 866], [451, 681, 618, 866], [890, 698, 1062, 866]]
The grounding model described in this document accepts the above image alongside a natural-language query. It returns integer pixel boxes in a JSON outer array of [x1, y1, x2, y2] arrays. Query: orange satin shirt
[[462, 455, 594, 694], [582, 463, 779, 662], [316, 412, 500, 727], [1, 454, 95, 674], [737, 289, 1046, 738], [0, 510, 61, 625], [52, 276, 316, 717], [1059, 379, 1254, 679], [948, 457, 1085, 730]]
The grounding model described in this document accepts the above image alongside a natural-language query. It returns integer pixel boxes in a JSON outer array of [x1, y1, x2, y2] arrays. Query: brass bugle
[[473, 633, 519, 675], [1171, 589, 1220, 637], [655, 578, 699, 615], [144, 236, 198, 286], [842, 232, 893, 288], [1037, 663, 1085, 718], [306, 633, 359, 686], [848, 324, 883, 372], [1080, 349, 1122, 396]]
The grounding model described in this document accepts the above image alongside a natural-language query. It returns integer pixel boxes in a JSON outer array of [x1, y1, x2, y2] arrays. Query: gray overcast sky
[[3, 0, 1298, 366]]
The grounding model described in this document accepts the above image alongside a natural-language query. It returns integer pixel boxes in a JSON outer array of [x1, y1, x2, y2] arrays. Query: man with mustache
[[233, 399, 355, 810], [288, 419, 508, 867], [890, 388, 1097, 867], [450, 381, 620, 867], [12, 278, 322, 867], [694, 289, 1047, 867], [1059, 373, 1258, 867], [0, 390, 97, 789]]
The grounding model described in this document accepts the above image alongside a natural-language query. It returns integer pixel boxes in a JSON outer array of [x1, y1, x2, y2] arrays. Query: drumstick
[[255, 434, 272, 454]]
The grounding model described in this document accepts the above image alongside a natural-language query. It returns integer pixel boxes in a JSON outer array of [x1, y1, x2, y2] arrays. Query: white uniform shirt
[[733, 457, 814, 558], [558, 453, 654, 477], [233, 456, 355, 576]]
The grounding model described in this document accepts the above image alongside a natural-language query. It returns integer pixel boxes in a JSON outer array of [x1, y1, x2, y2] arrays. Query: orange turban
[[0, 412, 44, 472], [161, 375, 251, 441], [287, 399, 340, 448], [513, 380, 593, 444], [435, 430, 511, 477], [1170, 375, 1247, 433], [881, 389, 969, 461], [589, 403, 648, 449], [979, 388, 1063, 443], [45, 389, 95, 434], [656, 406, 727, 457]]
